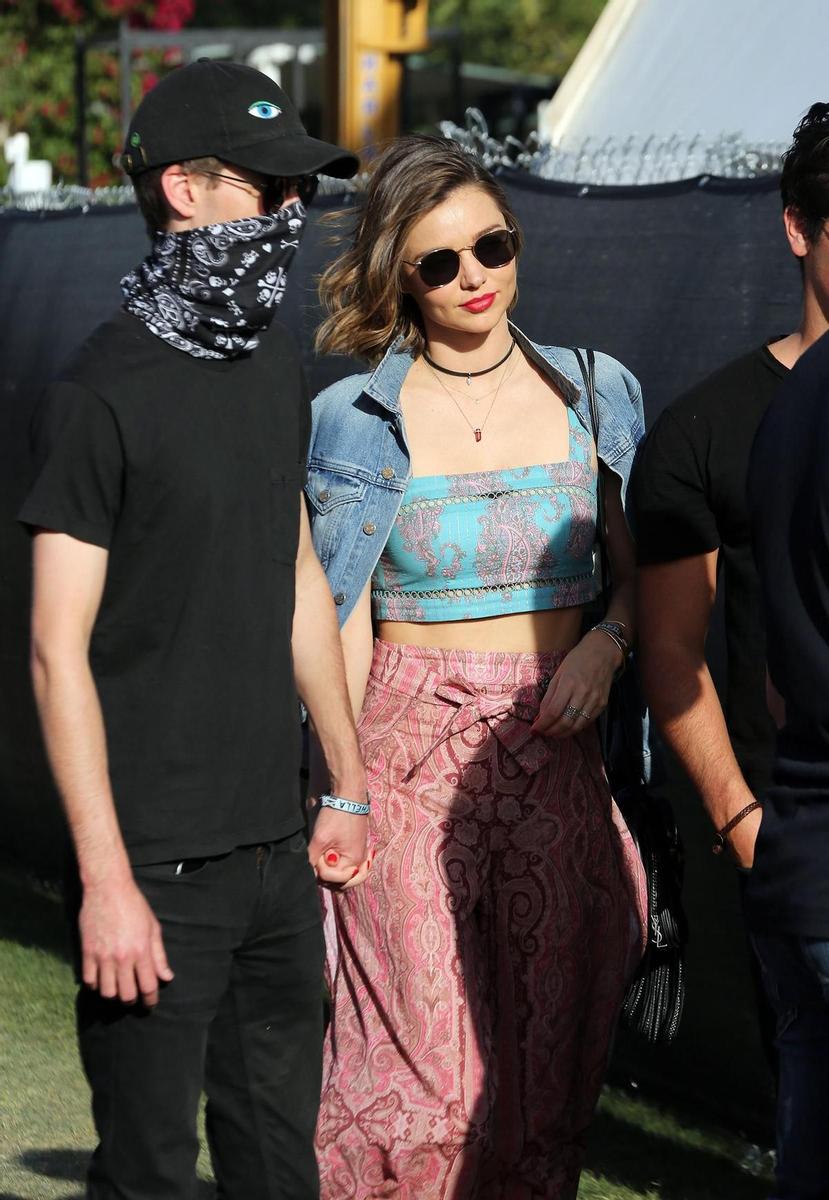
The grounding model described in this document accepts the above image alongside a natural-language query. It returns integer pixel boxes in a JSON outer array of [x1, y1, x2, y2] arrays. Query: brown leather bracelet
[[712, 800, 761, 854]]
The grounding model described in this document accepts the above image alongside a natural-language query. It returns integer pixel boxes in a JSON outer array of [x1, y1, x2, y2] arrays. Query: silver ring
[[578, 709, 591, 721], [563, 704, 581, 721]]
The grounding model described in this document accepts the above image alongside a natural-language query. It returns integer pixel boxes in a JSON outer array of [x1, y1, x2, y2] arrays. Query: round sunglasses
[[403, 227, 517, 289]]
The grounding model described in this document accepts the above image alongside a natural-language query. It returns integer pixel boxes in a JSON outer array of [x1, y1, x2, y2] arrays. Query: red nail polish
[[351, 867, 360, 879], [325, 852, 339, 866]]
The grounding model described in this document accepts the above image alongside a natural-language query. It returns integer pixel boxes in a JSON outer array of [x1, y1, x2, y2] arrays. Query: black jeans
[[73, 833, 325, 1200], [752, 932, 829, 1200]]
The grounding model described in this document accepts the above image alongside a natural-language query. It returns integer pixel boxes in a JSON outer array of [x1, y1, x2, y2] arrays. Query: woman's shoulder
[[591, 351, 643, 423], [536, 342, 642, 403], [309, 368, 388, 460], [312, 370, 374, 412]]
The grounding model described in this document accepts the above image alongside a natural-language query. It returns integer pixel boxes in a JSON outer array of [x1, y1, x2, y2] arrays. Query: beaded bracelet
[[319, 793, 370, 817]]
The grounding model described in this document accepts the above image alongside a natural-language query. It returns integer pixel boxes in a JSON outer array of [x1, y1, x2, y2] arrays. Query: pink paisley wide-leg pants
[[316, 640, 646, 1200]]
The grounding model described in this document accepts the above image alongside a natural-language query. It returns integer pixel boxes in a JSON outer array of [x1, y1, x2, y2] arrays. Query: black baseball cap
[[121, 58, 359, 180]]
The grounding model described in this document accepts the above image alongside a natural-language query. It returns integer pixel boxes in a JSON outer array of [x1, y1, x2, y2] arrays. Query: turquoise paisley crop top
[[371, 404, 599, 622]]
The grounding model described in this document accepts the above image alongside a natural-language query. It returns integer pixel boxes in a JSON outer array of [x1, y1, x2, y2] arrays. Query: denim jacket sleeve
[[305, 371, 409, 628]]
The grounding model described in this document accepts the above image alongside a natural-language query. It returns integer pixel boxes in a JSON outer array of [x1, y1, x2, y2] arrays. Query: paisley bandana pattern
[[121, 201, 307, 360]]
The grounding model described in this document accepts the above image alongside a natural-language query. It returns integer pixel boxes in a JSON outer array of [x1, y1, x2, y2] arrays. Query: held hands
[[531, 629, 624, 739], [307, 800, 371, 890], [79, 875, 173, 1008]]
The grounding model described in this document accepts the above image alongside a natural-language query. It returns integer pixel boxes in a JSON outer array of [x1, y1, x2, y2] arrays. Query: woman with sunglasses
[[306, 134, 647, 1199]]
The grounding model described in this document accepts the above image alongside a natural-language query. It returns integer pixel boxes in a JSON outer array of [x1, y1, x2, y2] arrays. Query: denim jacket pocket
[[305, 464, 367, 567], [305, 464, 367, 513]]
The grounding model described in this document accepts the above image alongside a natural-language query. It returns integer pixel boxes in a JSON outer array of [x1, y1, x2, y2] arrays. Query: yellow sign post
[[325, 0, 429, 158]]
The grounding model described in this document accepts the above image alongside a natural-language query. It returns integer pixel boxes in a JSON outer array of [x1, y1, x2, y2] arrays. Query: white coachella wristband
[[319, 793, 370, 816]]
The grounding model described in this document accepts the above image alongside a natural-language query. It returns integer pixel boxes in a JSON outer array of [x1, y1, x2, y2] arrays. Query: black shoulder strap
[[573, 348, 610, 597], [573, 347, 598, 445]]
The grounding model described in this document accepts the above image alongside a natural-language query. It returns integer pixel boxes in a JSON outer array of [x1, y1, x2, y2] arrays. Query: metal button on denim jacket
[[306, 323, 645, 630]]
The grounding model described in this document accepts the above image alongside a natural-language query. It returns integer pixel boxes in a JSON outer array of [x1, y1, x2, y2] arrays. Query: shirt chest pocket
[[271, 468, 304, 564], [305, 465, 367, 568]]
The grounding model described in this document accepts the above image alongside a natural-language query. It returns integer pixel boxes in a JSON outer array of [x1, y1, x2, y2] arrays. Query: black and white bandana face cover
[[121, 200, 307, 360]]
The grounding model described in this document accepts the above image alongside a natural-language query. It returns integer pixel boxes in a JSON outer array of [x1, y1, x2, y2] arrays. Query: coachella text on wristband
[[319, 793, 370, 817]]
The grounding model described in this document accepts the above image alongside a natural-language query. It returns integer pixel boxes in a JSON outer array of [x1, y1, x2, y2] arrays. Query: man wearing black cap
[[19, 61, 363, 1199]]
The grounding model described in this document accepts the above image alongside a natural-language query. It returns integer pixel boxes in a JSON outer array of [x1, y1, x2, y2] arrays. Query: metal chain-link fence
[[440, 110, 788, 185], [0, 110, 789, 213]]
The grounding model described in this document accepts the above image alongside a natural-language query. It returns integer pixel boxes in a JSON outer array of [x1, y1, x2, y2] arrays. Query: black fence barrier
[[0, 172, 801, 1136]]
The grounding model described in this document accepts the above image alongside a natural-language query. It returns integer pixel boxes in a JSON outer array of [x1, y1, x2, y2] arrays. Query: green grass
[[583, 1088, 773, 1200], [0, 863, 773, 1199]]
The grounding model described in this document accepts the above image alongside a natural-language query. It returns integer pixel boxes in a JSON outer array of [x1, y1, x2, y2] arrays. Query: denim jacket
[[306, 323, 644, 629]]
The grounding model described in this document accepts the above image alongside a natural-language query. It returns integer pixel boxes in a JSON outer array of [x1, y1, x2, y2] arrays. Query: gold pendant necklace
[[427, 349, 518, 442]]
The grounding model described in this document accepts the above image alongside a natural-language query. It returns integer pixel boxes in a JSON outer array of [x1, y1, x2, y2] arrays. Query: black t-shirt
[[19, 311, 309, 865], [747, 330, 829, 937], [629, 345, 787, 793]]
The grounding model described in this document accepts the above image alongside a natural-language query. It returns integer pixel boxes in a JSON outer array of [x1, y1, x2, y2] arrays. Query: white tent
[[541, 0, 826, 149]]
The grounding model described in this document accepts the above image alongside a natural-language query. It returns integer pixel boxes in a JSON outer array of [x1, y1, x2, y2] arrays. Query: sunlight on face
[[401, 184, 517, 341]]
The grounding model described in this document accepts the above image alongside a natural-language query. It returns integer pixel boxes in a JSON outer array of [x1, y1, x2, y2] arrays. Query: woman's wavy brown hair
[[315, 134, 523, 364]]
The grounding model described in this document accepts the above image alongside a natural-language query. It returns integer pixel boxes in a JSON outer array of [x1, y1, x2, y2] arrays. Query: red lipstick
[[461, 293, 496, 313]]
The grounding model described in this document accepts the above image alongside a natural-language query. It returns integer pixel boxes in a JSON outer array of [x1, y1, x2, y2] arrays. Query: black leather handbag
[[574, 348, 688, 1045]]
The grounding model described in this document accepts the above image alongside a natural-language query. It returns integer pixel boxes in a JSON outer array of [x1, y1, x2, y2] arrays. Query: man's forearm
[[641, 641, 755, 827], [292, 554, 365, 797], [30, 532, 172, 1002], [31, 648, 131, 888]]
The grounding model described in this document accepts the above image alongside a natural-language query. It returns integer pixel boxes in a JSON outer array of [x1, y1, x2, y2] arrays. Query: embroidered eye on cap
[[121, 58, 358, 180]]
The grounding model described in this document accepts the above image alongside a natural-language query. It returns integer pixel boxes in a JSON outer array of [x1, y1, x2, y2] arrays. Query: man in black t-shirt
[[18, 63, 364, 1199], [630, 104, 829, 1093], [631, 104, 829, 868], [748, 329, 829, 1200]]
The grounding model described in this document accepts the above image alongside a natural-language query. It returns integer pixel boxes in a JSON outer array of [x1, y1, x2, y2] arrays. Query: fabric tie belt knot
[[404, 676, 554, 778]]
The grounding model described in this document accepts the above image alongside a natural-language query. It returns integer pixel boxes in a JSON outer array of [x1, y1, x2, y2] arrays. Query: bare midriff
[[376, 605, 585, 655]]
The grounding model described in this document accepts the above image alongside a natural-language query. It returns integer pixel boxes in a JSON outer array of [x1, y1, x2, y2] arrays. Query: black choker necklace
[[423, 338, 516, 386]]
